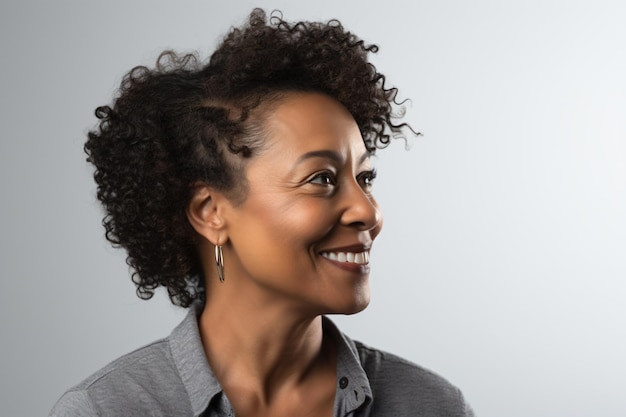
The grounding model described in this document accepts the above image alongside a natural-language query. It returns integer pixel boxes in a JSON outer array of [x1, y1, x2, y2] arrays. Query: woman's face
[[221, 92, 382, 316]]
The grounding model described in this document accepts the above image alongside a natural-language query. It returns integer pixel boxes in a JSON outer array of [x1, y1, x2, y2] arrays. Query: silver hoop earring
[[215, 245, 225, 283]]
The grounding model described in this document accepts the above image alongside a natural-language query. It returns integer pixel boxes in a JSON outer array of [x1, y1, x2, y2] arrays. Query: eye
[[309, 171, 337, 186], [357, 169, 377, 190]]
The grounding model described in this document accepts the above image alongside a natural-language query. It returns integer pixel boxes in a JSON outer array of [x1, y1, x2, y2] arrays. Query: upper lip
[[318, 243, 371, 253]]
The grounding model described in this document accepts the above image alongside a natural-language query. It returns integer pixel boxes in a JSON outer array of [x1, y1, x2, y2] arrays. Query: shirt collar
[[169, 303, 222, 416], [323, 316, 373, 415], [168, 305, 373, 417]]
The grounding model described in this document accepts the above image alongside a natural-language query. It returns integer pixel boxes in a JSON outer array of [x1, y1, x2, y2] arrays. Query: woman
[[50, 9, 474, 417]]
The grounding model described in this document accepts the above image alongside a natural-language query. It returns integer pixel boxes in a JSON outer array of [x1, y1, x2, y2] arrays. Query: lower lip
[[320, 256, 370, 274]]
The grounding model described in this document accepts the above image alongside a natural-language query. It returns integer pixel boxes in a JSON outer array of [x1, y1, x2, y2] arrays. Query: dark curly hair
[[85, 8, 416, 307]]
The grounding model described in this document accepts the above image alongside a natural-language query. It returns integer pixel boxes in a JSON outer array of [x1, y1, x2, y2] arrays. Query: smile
[[320, 251, 370, 265]]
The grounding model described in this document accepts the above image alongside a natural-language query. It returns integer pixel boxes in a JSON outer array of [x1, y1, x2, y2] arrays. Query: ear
[[186, 182, 230, 245]]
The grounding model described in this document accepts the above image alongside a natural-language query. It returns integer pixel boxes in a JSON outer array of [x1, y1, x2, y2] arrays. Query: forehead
[[260, 92, 367, 157]]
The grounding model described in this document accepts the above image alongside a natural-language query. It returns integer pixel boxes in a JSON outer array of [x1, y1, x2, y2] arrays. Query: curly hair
[[85, 8, 415, 307]]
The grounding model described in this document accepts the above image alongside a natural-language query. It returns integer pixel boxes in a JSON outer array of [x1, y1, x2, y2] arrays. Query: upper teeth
[[321, 251, 370, 265]]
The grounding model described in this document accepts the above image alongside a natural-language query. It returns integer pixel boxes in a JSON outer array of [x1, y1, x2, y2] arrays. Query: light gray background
[[1, 1, 625, 416]]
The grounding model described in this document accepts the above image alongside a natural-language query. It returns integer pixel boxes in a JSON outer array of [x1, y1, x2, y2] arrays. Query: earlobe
[[186, 183, 228, 244]]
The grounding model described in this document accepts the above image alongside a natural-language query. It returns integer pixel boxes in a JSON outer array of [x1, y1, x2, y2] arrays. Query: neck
[[198, 288, 335, 405]]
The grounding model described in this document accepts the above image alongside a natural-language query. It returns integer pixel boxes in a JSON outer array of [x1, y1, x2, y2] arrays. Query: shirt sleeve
[[49, 390, 99, 417]]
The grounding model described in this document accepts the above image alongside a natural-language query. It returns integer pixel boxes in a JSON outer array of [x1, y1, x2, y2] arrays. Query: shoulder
[[49, 338, 191, 417], [49, 390, 98, 417], [355, 341, 475, 417], [355, 340, 457, 394]]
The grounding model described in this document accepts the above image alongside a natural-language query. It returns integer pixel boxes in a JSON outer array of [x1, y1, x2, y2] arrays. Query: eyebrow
[[295, 150, 370, 166]]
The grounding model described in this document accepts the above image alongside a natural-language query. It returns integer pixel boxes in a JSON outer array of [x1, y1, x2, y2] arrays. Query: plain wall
[[1, 1, 625, 416]]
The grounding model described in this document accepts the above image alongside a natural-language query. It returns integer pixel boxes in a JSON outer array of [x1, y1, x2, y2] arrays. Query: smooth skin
[[186, 92, 383, 417]]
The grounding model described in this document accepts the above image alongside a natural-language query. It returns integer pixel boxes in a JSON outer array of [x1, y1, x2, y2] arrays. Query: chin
[[341, 303, 369, 316], [330, 292, 371, 316]]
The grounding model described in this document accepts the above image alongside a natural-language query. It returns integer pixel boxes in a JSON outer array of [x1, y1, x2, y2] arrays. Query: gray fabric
[[50, 305, 474, 417]]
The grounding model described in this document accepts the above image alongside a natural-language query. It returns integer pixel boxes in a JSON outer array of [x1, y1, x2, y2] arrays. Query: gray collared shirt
[[50, 305, 474, 416]]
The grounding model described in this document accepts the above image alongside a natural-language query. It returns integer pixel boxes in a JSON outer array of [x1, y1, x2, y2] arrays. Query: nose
[[339, 182, 383, 236]]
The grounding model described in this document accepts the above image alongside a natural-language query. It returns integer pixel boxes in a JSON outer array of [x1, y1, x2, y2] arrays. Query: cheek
[[245, 195, 335, 247], [276, 200, 337, 246]]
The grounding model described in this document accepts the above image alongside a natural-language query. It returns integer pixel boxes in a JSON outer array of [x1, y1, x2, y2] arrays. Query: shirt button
[[339, 377, 349, 389]]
